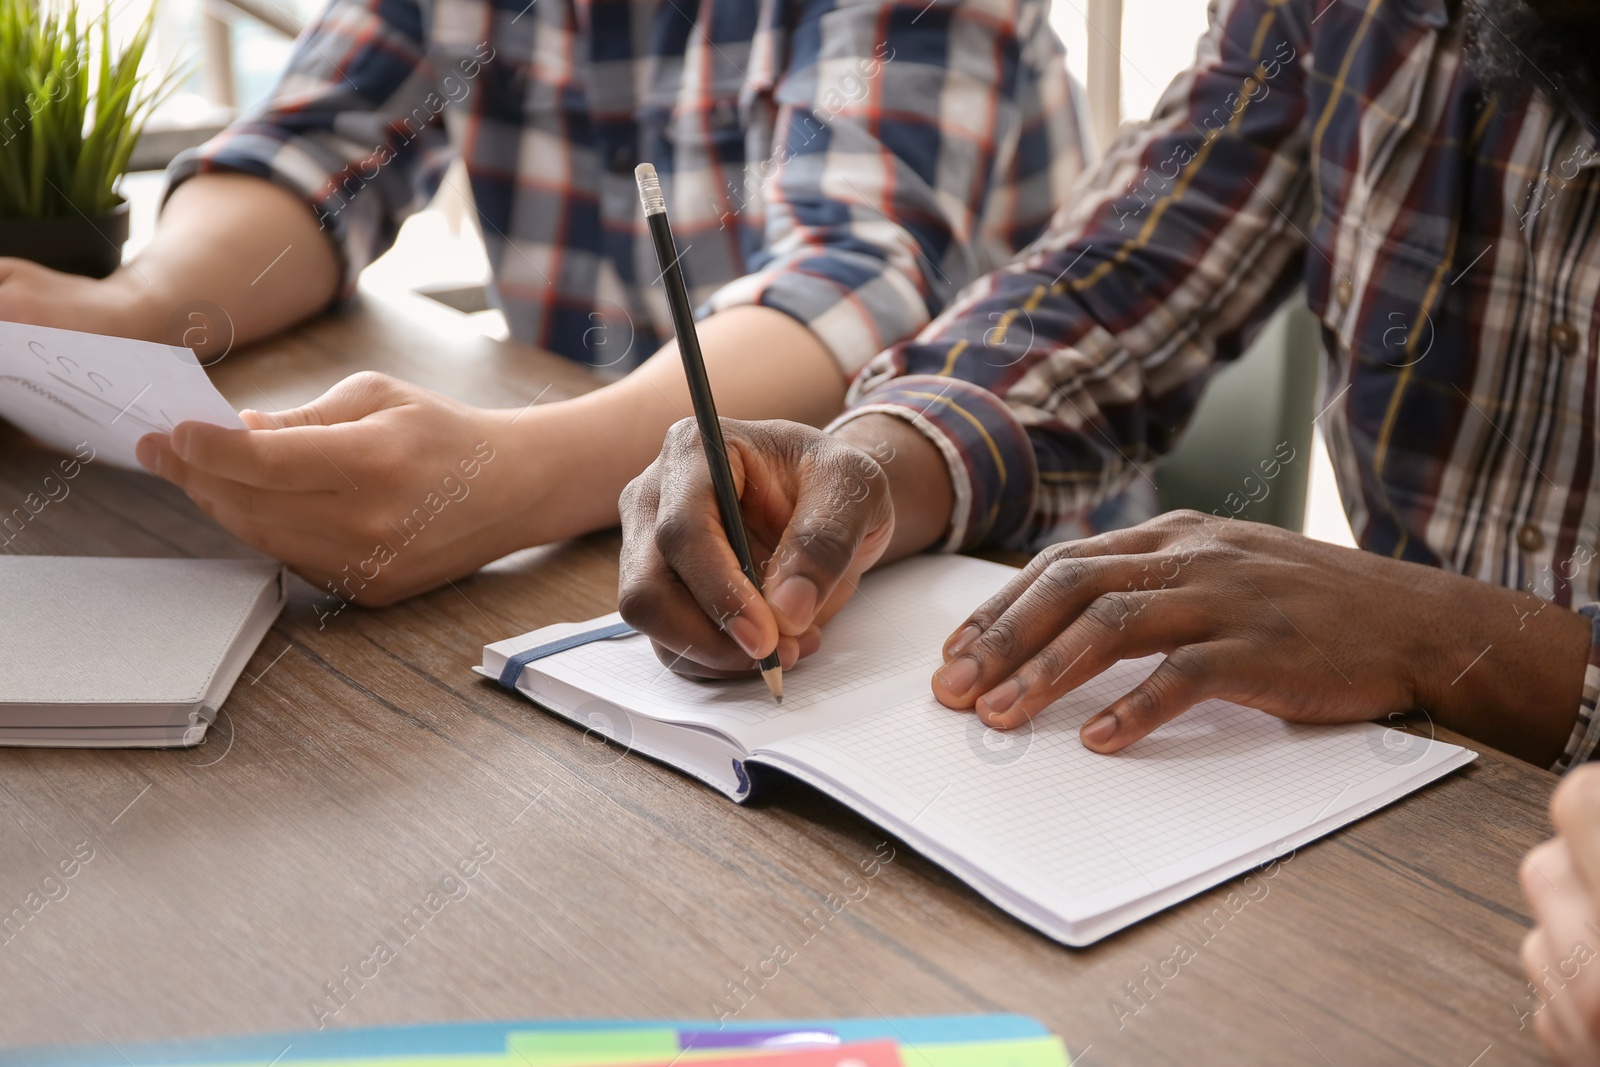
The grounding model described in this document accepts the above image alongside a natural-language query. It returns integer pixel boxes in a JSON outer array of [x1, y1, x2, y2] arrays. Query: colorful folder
[[0, 1015, 1071, 1067]]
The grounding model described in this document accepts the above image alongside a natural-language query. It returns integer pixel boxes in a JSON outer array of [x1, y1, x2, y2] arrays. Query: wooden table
[[0, 294, 1559, 1065]]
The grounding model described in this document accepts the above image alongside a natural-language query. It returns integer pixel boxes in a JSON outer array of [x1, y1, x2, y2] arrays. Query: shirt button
[[1335, 278, 1354, 308], [1551, 321, 1580, 356], [1517, 522, 1547, 553], [608, 143, 636, 176]]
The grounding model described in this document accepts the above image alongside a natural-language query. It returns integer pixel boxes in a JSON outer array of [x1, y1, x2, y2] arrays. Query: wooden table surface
[[0, 294, 1559, 1065]]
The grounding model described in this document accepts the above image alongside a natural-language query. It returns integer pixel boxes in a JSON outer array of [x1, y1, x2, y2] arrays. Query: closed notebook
[[0, 556, 286, 747], [481, 554, 1476, 947]]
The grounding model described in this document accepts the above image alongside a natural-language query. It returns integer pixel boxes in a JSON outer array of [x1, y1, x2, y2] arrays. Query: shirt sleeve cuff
[[700, 256, 931, 379], [1553, 603, 1600, 774], [824, 374, 1037, 553]]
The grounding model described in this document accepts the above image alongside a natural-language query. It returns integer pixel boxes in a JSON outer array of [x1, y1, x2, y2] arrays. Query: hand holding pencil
[[617, 415, 896, 682], [634, 162, 784, 699], [622, 164, 895, 690]]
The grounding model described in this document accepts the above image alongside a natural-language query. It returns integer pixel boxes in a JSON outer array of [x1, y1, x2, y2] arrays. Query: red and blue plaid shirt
[[169, 0, 1089, 376], [832, 0, 1600, 768]]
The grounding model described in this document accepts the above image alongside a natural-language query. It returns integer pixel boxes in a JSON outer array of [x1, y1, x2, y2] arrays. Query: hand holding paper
[[135, 371, 540, 605]]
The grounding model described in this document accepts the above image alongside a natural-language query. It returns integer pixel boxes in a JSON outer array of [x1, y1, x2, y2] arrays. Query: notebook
[[0, 556, 286, 747], [481, 554, 1476, 946]]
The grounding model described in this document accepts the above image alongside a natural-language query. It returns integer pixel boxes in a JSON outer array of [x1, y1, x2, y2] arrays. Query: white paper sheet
[[0, 321, 243, 469], [488, 554, 992, 738]]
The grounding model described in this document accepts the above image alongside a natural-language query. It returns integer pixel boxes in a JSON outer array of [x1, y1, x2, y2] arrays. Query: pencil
[[635, 163, 783, 704]]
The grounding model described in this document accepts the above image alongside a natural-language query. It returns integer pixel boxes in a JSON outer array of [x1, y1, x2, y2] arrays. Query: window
[[1048, 0, 1213, 147], [128, 0, 317, 170]]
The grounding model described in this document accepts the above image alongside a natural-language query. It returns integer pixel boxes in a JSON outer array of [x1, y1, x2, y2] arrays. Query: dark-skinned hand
[[617, 417, 894, 678], [931, 509, 1589, 761]]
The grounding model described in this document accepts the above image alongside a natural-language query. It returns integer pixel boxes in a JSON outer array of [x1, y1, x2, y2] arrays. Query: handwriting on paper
[[0, 321, 243, 469]]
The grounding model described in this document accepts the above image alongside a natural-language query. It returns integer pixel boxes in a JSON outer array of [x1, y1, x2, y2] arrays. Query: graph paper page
[[760, 657, 1471, 931], [486, 553, 1474, 940], [504, 555, 1013, 743]]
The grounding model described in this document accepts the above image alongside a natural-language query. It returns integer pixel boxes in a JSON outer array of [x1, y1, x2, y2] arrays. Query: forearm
[[525, 306, 848, 535], [1416, 573, 1592, 767], [115, 174, 340, 344]]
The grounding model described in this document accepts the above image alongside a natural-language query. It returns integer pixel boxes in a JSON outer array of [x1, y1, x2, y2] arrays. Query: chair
[[1154, 302, 1321, 530]]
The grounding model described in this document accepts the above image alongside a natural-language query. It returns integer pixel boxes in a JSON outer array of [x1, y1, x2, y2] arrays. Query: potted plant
[[0, 0, 171, 278]]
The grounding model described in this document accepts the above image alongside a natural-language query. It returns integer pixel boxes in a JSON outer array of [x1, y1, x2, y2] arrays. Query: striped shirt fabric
[[829, 0, 1600, 767], [166, 0, 1089, 376]]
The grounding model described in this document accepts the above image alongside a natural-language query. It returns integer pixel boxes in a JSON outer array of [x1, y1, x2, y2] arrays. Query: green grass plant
[[0, 0, 174, 219]]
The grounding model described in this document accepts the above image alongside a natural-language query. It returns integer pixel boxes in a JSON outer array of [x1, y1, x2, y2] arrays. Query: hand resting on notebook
[[927, 512, 1589, 765], [619, 417, 1593, 767]]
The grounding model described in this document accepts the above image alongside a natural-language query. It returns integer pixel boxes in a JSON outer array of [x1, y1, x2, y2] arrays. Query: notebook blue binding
[[496, 620, 636, 689]]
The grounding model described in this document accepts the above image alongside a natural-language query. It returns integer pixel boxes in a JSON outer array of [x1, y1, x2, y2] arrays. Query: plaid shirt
[[167, 0, 1088, 375], [830, 0, 1600, 768]]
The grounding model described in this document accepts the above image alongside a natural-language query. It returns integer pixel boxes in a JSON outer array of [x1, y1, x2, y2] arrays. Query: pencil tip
[[760, 665, 784, 704]]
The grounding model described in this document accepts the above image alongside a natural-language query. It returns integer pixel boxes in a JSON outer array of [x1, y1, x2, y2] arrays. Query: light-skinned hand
[[1522, 765, 1600, 1065], [0, 258, 152, 337], [617, 417, 895, 677], [135, 371, 537, 605]]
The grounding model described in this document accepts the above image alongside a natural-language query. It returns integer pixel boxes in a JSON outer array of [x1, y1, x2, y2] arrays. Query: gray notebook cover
[[0, 557, 286, 746]]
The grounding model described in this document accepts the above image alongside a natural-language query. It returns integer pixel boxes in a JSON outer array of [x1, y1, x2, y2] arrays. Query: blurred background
[[109, 0, 1354, 548], [128, 0, 1215, 153], [118, 0, 1216, 327]]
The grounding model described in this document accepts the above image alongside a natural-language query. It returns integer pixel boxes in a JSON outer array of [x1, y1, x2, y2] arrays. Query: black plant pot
[[0, 200, 129, 278]]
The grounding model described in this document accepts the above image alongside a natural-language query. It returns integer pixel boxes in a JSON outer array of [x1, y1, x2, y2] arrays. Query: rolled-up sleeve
[[827, 373, 1037, 551], [837, 0, 1314, 550], [702, 0, 1085, 378], [164, 0, 461, 295], [1554, 605, 1600, 773]]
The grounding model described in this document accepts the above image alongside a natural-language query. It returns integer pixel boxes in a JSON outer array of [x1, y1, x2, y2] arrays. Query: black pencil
[[635, 163, 783, 703]]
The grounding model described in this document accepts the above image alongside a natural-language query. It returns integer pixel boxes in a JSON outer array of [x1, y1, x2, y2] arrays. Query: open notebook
[[480, 554, 1475, 946]]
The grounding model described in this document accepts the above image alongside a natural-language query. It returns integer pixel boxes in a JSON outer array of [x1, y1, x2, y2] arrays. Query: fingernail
[[768, 576, 817, 625], [134, 437, 159, 473], [980, 678, 1021, 718], [945, 625, 981, 660], [1082, 713, 1117, 748], [936, 655, 979, 695], [724, 614, 764, 658]]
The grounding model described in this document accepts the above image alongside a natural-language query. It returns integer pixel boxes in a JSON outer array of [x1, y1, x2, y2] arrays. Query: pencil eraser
[[635, 163, 665, 214]]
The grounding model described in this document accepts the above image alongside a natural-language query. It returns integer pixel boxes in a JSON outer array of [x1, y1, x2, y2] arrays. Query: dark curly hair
[[1462, 0, 1600, 120]]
